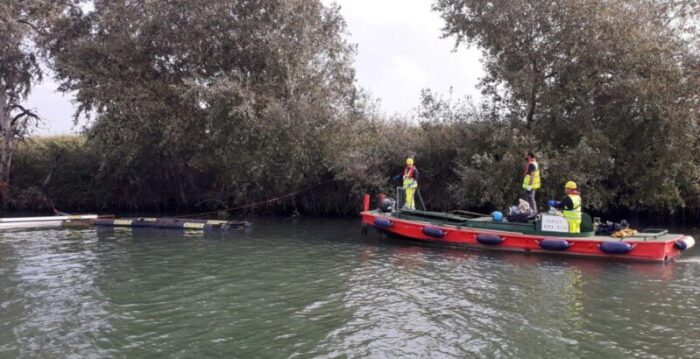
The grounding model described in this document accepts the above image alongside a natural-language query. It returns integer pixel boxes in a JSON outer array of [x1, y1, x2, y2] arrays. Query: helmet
[[565, 181, 577, 190], [406, 158, 414, 165]]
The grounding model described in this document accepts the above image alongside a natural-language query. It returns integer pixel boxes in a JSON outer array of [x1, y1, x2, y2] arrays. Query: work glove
[[547, 200, 560, 207], [525, 185, 532, 191]]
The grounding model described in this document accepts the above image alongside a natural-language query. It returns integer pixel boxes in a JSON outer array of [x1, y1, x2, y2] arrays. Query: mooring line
[[173, 178, 336, 218]]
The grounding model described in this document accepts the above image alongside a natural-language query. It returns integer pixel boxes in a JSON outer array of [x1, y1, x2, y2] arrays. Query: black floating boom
[[93, 217, 251, 231]]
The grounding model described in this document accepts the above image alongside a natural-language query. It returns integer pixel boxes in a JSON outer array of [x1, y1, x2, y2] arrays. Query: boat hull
[[362, 211, 687, 262]]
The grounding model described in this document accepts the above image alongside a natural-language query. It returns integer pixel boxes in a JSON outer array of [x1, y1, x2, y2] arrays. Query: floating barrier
[[93, 217, 250, 231], [0, 215, 102, 230]]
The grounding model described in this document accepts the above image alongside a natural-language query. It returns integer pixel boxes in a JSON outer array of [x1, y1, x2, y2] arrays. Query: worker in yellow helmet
[[547, 181, 582, 233], [522, 151, 541, 212], [392, 157, 419, 210]]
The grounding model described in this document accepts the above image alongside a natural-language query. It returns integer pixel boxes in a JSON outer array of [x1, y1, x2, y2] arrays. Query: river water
[[0, 218, 698, 358]]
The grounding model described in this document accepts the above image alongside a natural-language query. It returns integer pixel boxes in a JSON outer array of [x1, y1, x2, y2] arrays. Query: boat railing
[[394, 186, 427, 212], [394, 186, 402, 211], [637, 228, 669, 240]]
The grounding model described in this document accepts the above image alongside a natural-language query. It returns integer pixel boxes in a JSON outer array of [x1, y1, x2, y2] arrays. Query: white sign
[[541, 214, 570, 233]]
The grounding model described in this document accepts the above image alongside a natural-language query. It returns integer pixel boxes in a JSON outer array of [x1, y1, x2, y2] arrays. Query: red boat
[[360, 195, 695, 262]]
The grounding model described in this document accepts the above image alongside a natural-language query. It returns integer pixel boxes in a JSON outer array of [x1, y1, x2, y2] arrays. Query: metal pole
[[395, 186, 401, 212], [417, 188, 426, 211]]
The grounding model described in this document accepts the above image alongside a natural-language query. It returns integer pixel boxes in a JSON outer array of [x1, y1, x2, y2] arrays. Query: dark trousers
[[525, 189, 537, 213]]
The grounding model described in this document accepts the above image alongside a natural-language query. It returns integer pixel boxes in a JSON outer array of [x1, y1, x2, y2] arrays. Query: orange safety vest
[[403, 166, 417, 189], [403, 166, 415, 179]]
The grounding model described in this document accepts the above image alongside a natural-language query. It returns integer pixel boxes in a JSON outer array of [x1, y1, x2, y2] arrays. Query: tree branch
[[17, 19, 46, 36], [10, 104, 39, 125]]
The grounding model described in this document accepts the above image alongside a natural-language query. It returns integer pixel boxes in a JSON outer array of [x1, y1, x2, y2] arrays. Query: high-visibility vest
[[403, 166, 415, 179], [522, 161, 541, 190], [562, 194, 581, 221], [403, 166, 417, 188]]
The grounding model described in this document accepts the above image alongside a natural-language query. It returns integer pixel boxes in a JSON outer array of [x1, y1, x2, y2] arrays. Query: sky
[[329, 0, 483, 115], [26, 0, 483, 135]]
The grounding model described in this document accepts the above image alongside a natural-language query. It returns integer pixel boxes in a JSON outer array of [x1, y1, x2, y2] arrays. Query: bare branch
[[17, 19, 46, 36], [10, 104, 39, 125]]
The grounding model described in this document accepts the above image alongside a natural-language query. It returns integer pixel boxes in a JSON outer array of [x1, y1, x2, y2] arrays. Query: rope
[[173, 178, 335, 218], [450, 209, 490, 217]]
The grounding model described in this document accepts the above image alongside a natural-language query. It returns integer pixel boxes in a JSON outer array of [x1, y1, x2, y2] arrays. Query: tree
[[0, 1, 44, 207], [434, 0, 700, 212], [0, 1, 73, 208], [47, 0, 361, 211]]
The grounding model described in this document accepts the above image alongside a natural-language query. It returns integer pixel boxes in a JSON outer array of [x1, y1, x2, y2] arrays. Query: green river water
[[1, 218, 698, 358]]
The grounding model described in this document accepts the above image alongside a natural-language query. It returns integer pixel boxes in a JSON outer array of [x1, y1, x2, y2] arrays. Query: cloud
[[25, 78, 79, 136], [327, 0, 483, 115], [333, 0, 443, 29]]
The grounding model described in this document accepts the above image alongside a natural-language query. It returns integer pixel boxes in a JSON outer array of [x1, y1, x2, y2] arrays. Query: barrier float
[[0, 215, 104, 230], [94, 217, 251, 231]]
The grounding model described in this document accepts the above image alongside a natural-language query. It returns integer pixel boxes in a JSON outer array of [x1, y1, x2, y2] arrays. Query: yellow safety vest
[[562, 194, 582, 233], [522, 161, 541, 190]]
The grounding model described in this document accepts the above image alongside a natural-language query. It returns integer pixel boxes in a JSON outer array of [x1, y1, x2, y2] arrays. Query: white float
[[675, 236, 695, 251], [0, 215, 99, 230]]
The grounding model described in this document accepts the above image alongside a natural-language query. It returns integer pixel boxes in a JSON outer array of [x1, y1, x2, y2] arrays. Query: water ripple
[[0, 220, 698, 358]]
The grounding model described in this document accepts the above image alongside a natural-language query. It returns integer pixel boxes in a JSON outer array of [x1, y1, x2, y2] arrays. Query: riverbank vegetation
[[5, 0, 700, 220]]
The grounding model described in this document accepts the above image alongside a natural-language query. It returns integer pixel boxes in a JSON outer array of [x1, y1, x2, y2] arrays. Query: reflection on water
[[0, 219, 698, 358], [0, 229, 113, 357]]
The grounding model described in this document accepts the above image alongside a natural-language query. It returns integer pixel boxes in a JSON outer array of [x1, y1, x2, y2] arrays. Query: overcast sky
[[27, 0, 483, 135]]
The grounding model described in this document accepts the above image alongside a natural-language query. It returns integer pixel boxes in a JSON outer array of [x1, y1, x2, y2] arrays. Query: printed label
[[541, 215, 569, 233]]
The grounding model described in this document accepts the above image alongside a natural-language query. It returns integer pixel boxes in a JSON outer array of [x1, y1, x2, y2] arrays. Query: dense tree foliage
[[8, 0, 700, 220], [434, 0, 700, 213], [41, 0, 362, 212], [11, 136, 100, 211]]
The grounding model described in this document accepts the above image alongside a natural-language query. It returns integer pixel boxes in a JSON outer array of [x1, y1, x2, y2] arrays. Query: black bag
[[595, 220, 628, 235], [506, 213, 536, 223]]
